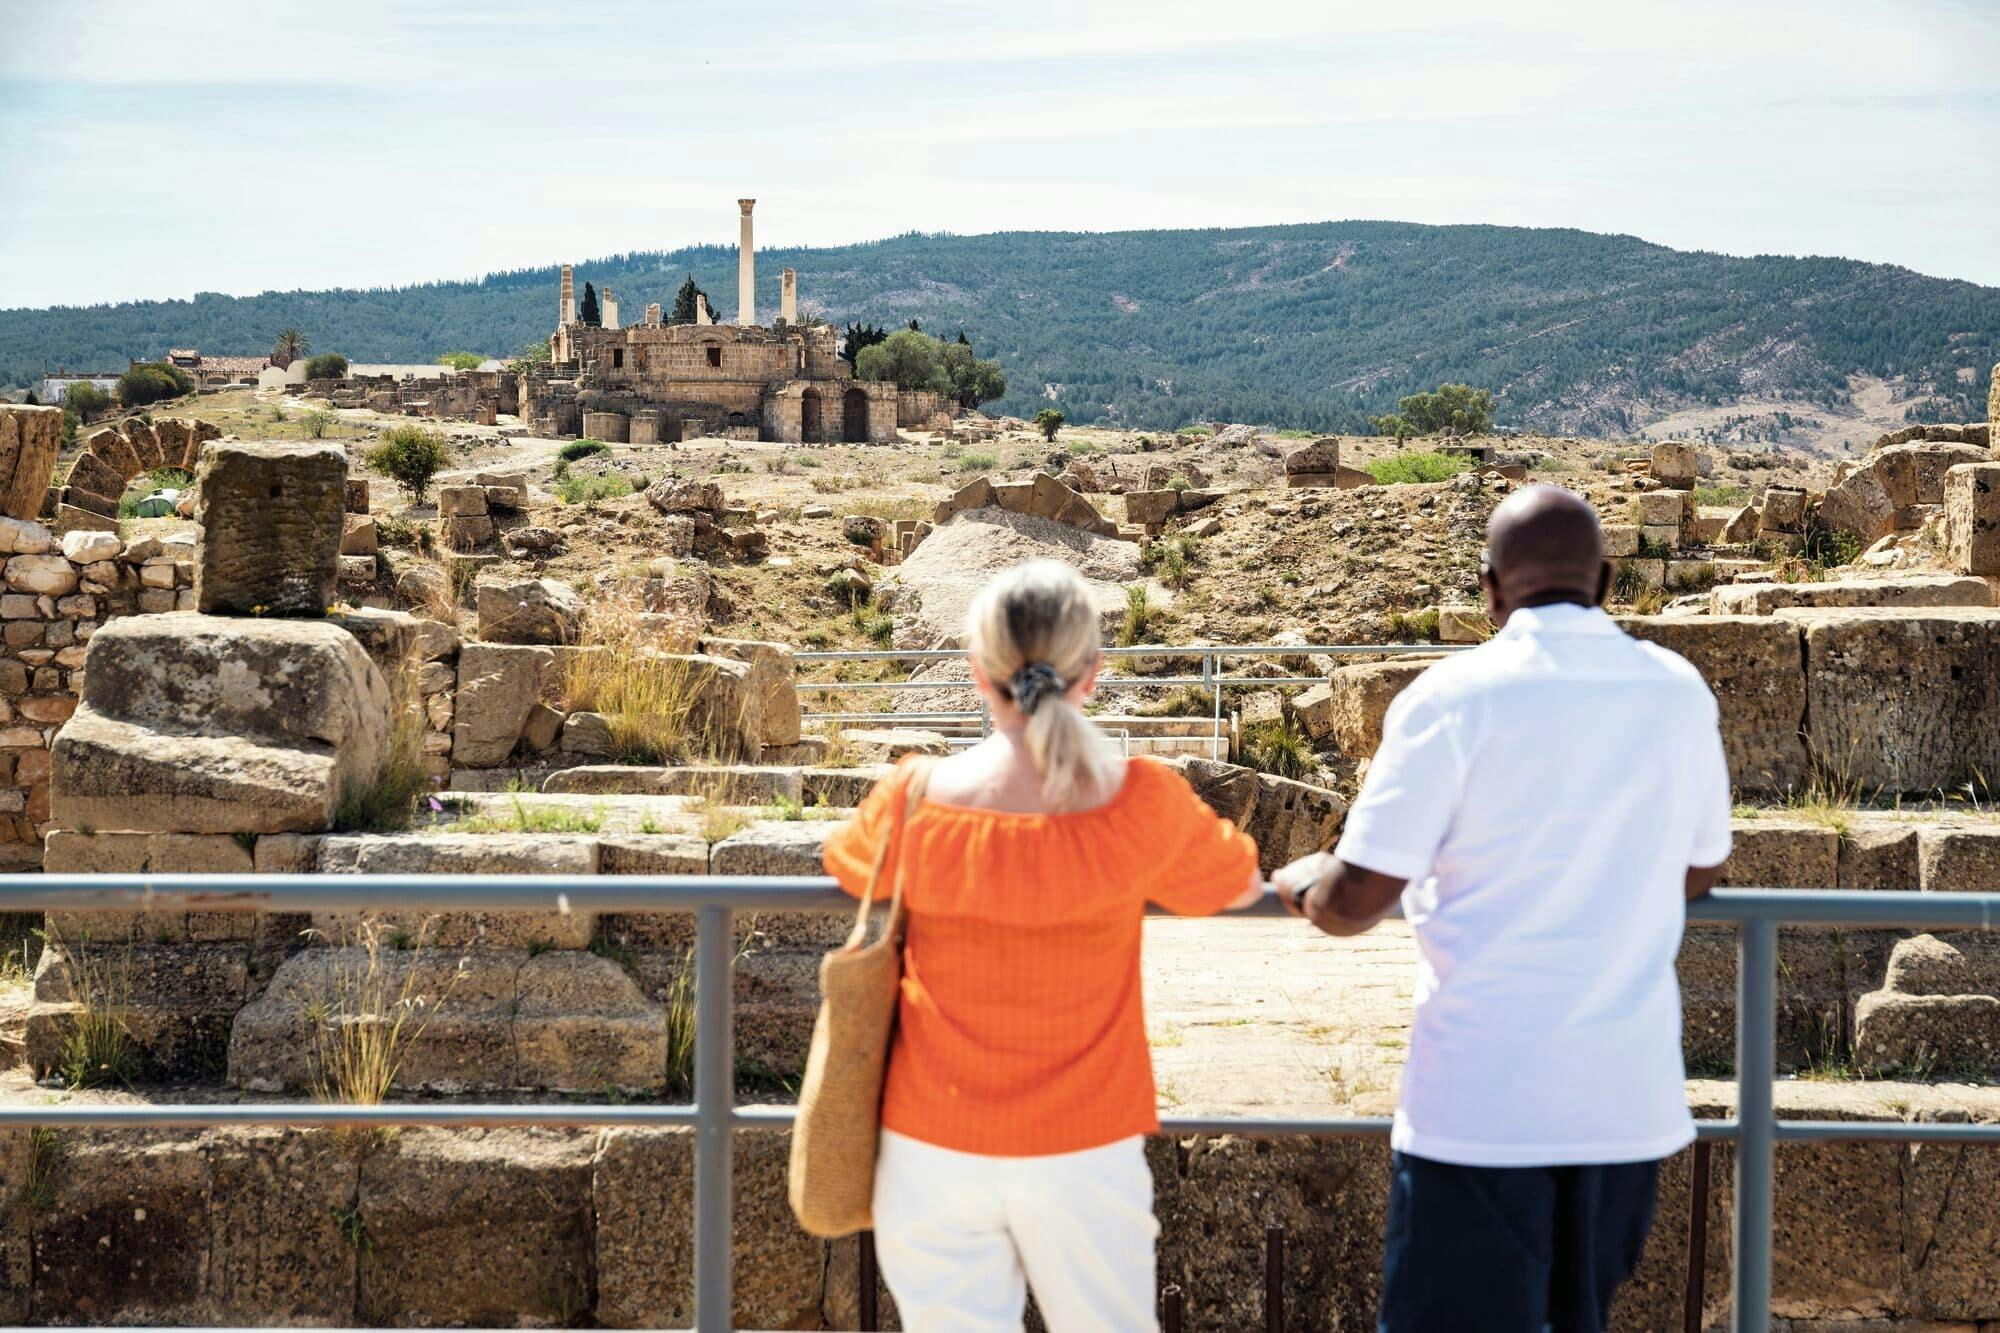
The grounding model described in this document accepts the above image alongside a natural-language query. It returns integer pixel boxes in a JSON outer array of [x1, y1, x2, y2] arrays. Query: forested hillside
[[7, 222, 1997, 436]]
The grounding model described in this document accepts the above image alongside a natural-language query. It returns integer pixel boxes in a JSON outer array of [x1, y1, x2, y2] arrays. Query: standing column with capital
[[737, 198, 756, 325]]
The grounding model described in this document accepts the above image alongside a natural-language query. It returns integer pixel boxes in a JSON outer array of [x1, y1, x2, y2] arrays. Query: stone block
[[476, 577, 582, 645], [338, 513, 376, 556], [701, 637, 800, 747], [1942, 462, 2000, 576], [1283, 437, 1340, 476], [544, 762, 804, 804], [1761, 485, 1809, 534], [1602, 522, 1640, 557], [1616, 615, 1810, 791], [1294, 658, 1440, 756], [1639, 522, 1680, 550], [344, 477, 369, 513], [1873, 442, 1991, 508], [1820, 466, 1898, 543], [59, 529, 119, 564], [436, 484, 488, 517], [451, 643, 557, 767], [1650, 440, 1699, 487], [594, 1128, 829, 1330], [1125, 489, 1178, 526], [314, 832, 599, 948], [1780, 608, 2000, 792], [23, 1130, 211, 1323], [194, 442, 345, 615], [441, 514, 494, 549], [0, 406, 59, 521], [358, 1129, 596, 1325], [1711, 576, 1993, 615], [30, 939, 256, 1081], [1636, 490, 1685, 525], [234, 946, 661, 1094]]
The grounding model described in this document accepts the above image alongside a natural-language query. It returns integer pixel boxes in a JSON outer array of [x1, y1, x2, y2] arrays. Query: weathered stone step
[[230, 947, 665, 1093]]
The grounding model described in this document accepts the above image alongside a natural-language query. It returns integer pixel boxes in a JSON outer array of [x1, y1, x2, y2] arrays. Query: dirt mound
[[878, 506, 1141, 649]]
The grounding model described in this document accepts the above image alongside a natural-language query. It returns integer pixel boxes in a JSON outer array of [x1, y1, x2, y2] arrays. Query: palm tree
[[271, 328, 309, 368]]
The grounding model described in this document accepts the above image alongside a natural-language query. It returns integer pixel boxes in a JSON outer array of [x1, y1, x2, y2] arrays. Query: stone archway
[[800, 390, 824, 444], [842, 387, 868, 443]]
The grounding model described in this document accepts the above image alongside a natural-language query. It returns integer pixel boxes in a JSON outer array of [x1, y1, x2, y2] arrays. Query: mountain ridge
[[7, 220, 1997, 443]]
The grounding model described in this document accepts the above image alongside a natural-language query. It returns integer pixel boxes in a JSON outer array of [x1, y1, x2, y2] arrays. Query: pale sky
[[3, 0, 1996, 310]]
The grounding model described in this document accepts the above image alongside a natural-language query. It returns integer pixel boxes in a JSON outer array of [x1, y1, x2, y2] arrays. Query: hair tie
[[1007, 662, 1067, 715]]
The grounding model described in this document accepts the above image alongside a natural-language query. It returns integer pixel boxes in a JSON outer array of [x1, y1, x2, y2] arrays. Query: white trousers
[[872, 1129, 1160, 1332]]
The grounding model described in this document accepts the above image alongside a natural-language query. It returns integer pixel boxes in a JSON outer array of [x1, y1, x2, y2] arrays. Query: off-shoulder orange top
[[822, 755, 1259, 1156]]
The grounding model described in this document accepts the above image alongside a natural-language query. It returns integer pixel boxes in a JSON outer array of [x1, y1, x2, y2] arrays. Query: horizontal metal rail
[[3, 875, 1999, 1333]]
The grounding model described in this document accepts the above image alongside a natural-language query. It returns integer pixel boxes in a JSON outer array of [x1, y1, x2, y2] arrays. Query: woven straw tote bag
[[788, 758, 935, 1238]]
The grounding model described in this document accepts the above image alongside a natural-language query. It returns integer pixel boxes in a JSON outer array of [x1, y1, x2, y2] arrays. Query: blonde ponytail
[[967, 560, 1118, 810]]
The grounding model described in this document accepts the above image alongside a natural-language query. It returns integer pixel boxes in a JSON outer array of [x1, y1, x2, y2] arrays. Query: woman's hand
[[1225, 866, 1269, 911]]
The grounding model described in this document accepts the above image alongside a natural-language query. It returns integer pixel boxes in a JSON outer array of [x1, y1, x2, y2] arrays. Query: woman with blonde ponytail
[[824, 559, 1264, 1331]]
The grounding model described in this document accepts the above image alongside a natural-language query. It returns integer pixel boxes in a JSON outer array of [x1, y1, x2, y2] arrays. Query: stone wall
[[0, 521, 195, 868]]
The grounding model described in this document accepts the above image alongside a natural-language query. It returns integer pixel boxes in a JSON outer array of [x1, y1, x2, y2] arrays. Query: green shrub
[[555, 472, 633, 505], [1693, 483, 1750, 507], [558, 438, 610, 462], [1366, 451, 1474, 485], [437, 351, 483, 371], [1242, 720, 1315, 780], [1384, 607, 1441, 642], [365, 425, 450, 503], [1034, 408, 1064, 442], [958, 451, 999, 472], [301, 408, 335, 439], [303, 353, 349, 380], [62, 382, 111, 419], [116, 362, 193, 407], [1118, 584, 1154, 647]]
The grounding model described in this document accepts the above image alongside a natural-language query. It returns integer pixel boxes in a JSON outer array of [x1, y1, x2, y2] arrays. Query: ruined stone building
[[520, 199, 906, 444]]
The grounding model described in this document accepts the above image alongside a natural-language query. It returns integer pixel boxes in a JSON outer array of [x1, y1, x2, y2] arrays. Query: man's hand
[[1272, 852, 1407, 937]]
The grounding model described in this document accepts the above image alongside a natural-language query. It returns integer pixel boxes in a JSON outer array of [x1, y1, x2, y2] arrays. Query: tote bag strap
[[850, 757, 939, 941]]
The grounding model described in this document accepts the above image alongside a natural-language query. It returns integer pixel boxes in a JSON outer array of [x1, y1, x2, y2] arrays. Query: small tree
[[840, 321, 888, 369], [1372, 413, 1413, 445], [437, 351, 483, 371], [1395, 383, 1494, 435], [303, 353, 349, 380], [506, 340, 552, 375], [670, 275, 709, 325], [855, 328, 950, 394], [365, 425, 450, 503], [63, 382, 111, 421], [271, 328, 309, 368], [117, 362, 194, 407], [939, 340, 1006, 408], [1035, 408, 1064, 442], [580, 283, 601, 327]]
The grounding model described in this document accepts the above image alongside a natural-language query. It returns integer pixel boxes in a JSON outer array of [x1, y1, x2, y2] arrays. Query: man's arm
[[1273, 852, 1407, 937], [1685, 862, 1724, 902]]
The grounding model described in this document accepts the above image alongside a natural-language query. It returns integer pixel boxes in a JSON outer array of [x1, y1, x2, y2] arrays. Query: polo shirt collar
[[1498, 603, 1620, 638]]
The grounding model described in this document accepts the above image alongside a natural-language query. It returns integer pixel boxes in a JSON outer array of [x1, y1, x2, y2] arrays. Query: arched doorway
[[800, 389, 824, 443], [842, 388, 868, 443]]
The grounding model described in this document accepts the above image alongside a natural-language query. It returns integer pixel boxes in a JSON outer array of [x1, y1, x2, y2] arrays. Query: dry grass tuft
[[563, 595, 707, 765], [39, 927, 138, 1090], [301, 916, 467, 1104]]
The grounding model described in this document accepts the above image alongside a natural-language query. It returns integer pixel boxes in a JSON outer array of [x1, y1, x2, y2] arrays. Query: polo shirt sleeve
[[1333, 685, 1467, 882], [1689, 698, 1733, 869]]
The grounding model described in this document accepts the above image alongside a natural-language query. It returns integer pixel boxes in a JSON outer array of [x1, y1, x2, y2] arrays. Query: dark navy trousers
[[1378, 1151, 1662, 1333]]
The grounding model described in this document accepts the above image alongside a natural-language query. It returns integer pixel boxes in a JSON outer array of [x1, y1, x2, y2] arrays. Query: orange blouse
[[822, 755, 1259, 1156]]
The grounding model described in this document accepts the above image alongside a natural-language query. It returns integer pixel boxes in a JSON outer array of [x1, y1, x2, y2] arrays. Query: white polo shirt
[[1335, 603, 1732, 1167]]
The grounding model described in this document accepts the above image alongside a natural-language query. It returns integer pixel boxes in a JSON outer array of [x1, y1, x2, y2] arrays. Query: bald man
[[1274, 486, 1732, 1333]]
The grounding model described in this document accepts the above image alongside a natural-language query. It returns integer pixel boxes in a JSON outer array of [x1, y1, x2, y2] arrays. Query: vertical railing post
[[1207, 651, 1224, 761], [1732, 915, 1775, 1333], [694, 905, 734, 1333]]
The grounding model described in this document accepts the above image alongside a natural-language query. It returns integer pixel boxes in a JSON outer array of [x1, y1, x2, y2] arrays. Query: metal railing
[[795, 642, 1471, 757], [2, 874, 1999, 1332]]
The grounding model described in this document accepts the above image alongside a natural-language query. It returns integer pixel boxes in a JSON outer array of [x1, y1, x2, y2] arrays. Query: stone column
[[781, 268, 797, 324], [737, 198, 756, 325], [604, 287, 620, 331], [559, 264, 574, 325], [645, 302, 661, 327], [696, 294, 713, 326]]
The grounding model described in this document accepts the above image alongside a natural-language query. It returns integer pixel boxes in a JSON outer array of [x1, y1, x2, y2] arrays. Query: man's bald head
[[1482, 485, 1608, 619]]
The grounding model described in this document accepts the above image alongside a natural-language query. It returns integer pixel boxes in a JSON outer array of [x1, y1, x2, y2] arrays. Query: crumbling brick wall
[[0, 521, 196, 867]]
